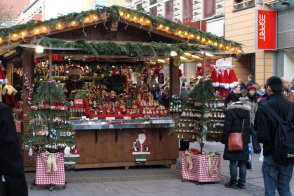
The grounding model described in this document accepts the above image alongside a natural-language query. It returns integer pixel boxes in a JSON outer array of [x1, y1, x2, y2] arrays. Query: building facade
[[225, 0, 294, 85], [17, 0, 96, 24], [274, 2, 294, 82], [128, 0, 224, 22], [0, 0, 29, 27]]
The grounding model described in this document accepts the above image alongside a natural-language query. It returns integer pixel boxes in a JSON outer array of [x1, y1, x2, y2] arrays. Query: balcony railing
[[233, 0, 255, 11]]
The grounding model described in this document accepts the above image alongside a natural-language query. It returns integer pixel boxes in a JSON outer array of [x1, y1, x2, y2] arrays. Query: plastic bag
[[259, 147, 264, 162]]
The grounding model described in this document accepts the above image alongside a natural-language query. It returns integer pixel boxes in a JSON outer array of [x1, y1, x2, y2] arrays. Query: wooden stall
[[0, 6, 241, 170]]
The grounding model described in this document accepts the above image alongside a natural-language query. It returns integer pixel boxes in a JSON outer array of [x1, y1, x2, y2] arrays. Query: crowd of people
[[222, 74, 294, 196]]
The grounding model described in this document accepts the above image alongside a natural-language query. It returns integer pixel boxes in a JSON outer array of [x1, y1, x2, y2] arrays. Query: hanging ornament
[[211, 68, 219, 87], [229, 69, 239, 88], [29, 147, 33, 157]]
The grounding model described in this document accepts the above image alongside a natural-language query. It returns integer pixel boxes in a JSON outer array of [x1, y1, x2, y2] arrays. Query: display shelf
[[70, 117, 175, 130]]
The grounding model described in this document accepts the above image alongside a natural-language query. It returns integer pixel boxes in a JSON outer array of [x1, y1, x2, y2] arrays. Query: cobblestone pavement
[[26, 142, 294, 196]]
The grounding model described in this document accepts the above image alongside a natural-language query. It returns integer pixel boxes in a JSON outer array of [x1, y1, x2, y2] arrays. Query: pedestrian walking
[[0, 102, 28, 196], [224, 84, 241, 107], [281, 76, 294, 102], [221, 101, 251, 189], [246, 74, 257, 87], [240, 85, 261, 154], [255, 76, 294, 196]]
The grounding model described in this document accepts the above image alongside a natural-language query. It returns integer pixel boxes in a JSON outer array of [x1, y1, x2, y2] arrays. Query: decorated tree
[[23, 80, 76, 156], [173, 79, 216, 153]]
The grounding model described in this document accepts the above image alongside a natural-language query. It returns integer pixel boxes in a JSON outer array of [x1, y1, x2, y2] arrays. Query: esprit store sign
[[256, 10, 277, 50]]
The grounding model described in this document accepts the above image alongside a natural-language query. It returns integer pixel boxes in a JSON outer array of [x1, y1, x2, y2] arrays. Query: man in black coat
[[255, 76, 294, 196], [0, 103, 28, 196]]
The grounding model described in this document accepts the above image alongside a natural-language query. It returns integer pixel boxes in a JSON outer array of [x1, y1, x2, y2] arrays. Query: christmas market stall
[[0, 6, 242, 171]]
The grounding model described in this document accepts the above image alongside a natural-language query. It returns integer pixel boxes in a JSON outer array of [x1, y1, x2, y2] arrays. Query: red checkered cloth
[[35, 152, 65, 186], [181, 154, 198, 181], [194, 154, 221, 183]]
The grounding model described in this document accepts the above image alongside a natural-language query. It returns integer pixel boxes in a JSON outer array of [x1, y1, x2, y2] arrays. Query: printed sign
[[256, 10, 277, 50]]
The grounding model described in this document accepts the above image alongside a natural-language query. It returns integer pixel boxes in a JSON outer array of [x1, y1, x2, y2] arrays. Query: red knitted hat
[[247, 85, 256, 91]]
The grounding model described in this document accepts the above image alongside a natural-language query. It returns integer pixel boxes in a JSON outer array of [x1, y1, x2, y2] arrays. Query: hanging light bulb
[[119, 11, 124, 17], [170, 51, 178, 57], [196, 36, 201, 40], [184, 32, 188, 36], [219, 43, 223, 48], [208, 40, 212, 44], [214, 42, 218, 46], [72, 21, 79, 27], [202, 38, 206, 42], [165, 26, 169, 31], [84, 16, 91, 23], [92, 14, 98, 20], [35, 45, 44, 54], [56, 23, 64, 30], [126, 13, 131, 18], [145, 19, 151, 24], [42, 26, 49, 33], [139, 17, 144, 22], [158, 24, 163, 29], [21, 31, 27, 37], [0, 37, 3, 44], [11, 33, 18, 41], [133, 16, 138, 21], [226, 46, 230, 50], [189, 34, 195, 38]]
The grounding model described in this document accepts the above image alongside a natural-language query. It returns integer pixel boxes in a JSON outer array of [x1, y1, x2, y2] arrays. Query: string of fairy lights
[[0, 6, 242, 55]]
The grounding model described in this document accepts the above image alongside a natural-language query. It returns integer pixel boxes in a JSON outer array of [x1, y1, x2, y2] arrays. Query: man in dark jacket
[[221, 102, 251, 189], [0, 102, 28, 196], [255, 76, 294, 196]]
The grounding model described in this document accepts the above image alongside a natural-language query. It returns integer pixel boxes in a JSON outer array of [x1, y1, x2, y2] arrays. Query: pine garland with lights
[[0, 5, 242, 53], [34, 37, 213, 58], [22, 80, 75, 155]]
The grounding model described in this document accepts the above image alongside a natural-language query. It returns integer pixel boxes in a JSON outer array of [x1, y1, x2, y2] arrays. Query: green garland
[[34, 37, 216, 58], [0, 5, 241, 50]]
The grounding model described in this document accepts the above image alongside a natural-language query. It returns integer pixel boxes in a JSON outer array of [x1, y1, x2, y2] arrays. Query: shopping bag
[[0, 175, 7, 196]]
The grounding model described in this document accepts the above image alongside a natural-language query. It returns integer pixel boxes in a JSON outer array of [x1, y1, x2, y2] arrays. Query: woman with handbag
[[221, 101, 251, 189]]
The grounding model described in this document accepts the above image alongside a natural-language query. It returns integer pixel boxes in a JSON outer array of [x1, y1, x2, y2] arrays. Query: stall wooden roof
[[0, 6, 242, 59]]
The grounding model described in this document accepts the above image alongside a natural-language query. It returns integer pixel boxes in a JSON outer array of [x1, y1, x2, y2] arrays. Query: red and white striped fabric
[[181, 154, 198, 181], [195, 154, 221, 183], [35, 152, 65, 186]]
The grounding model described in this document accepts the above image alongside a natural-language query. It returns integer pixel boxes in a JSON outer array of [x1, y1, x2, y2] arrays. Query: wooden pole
[[48, 50, 52, 79]]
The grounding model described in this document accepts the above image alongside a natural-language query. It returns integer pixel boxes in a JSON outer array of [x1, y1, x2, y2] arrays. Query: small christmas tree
[[23, 80, 75, 155], [173, 79, 216, 153]]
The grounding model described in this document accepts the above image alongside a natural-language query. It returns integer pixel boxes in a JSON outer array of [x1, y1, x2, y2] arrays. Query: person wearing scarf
[[240, 86, 261, 154]]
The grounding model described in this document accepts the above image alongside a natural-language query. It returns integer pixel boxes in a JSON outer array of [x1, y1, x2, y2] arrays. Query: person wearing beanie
[[239, 85, 261, 154], [64, 67, 85, 97]]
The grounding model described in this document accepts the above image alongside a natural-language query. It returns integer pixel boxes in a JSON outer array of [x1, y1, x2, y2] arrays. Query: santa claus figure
[[132, 132, 151, 163]]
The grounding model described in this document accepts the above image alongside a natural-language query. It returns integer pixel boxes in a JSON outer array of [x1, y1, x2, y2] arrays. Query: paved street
[[26, 142, 294, 196]]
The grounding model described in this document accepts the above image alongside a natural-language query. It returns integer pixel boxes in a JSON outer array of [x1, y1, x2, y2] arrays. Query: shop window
[[136, 3, 143, 11], [233, 0, 255, 11], [150, 6, 157, 16], [150, 0, 157, 6]]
